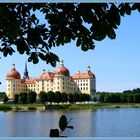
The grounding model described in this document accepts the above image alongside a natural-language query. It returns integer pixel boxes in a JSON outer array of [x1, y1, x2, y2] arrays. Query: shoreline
[[0, 103, 140, 111]]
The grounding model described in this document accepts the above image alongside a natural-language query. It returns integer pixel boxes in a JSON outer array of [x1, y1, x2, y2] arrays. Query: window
[[58, 86, 59, 90]]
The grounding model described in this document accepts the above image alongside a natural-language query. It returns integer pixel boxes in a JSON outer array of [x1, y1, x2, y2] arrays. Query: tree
[[0, 3, 140, 66], [47, 91, 55, 104], [93, 96, 97, 102], [39, 91, 47, 104], [61, 92, 68, 103], [19, 92, 27, 104], [99, 93, 105, 102], [0, 92, 6, 101], [104, 94, 111, 103], [68, 94, 74, 104], [54, 91, 62, 104], [133, 93, 140, 103], [120, 93, 128, 103], [73, 93, 81, 102], [3, 94, 8, 103], [127, 94, 134, 103], [27, 91, 37, 104], [13, 94, 19, 104]]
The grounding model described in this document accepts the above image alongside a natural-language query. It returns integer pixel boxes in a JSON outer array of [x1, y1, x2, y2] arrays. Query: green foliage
[[93, 96, 97, 102], [98, 88, 140, 103], [3, 94, 8, 103], [28, 106, 37, 110], [14, 94, 19, 104], [47, 91, 55, 104], [0, 104, 12, 111], [68, 94, 74, 103], [54, 91, 62, 104], [127, 94, 134, 103], [103, 94, 111, 103], [39, 91, 47, 104], [61, 92, 68, 103], [0, 3, 139, 66], [0, 92, 6, 101], [133, 93, 140, 103], [19, 92, 27, 104], [27, 91, 37, 104]]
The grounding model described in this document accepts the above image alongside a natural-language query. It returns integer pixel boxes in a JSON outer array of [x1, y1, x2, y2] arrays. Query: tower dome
[[54, 60, 70, 77], [6, 64, 21, 80]]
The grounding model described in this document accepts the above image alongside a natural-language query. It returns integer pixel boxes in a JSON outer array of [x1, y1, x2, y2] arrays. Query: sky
[[1, 9, 140, 92]]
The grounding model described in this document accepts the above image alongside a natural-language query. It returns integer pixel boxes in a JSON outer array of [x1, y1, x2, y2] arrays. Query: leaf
[[59, 115, 67, 132], [49, 129, 59, 137], [107, 27, 116, 39], [67, 126, 74, 129]]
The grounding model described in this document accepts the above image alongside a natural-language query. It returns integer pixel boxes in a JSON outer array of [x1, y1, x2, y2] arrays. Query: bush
[[93, 97, 97, 102], [28, 107, 37, 110], [3, 94, 8, 103], [0, 104, 12, 111]]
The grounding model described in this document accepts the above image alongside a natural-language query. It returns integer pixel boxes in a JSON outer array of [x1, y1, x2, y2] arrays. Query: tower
[[23, 62, 29, 78]]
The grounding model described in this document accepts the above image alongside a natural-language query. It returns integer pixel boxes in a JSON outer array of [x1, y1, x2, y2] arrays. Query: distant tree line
[[3, 91, 91, 104], [96, 88, 140, 103], [0, 92, 6, 101]]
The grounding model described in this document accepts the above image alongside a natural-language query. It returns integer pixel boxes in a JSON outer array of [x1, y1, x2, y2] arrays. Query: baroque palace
[[6, 61, 96, 99]]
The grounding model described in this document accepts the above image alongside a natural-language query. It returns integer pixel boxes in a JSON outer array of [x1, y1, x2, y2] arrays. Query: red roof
[[21, 78, 36, 84], [54, 66, 70, 77], [6, 68, 21, 80], [72, 71, 95, 79], [37, 72, 54, 80]]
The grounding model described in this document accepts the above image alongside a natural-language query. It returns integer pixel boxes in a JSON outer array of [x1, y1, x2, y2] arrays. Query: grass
[[1, 103, 140, 111], [28, 107, 37, 110], [0, 104, 12, 111]]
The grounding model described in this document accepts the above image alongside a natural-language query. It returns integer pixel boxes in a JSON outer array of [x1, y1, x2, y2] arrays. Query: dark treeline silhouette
[[4, 91, 91, 104], [97, 88, 140, 103]]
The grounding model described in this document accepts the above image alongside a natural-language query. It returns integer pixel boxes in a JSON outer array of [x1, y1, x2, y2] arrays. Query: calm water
[[0, 108, 140, 137]]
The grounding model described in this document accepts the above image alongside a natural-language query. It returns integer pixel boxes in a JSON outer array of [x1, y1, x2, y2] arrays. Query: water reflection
[[1, 108, 140, 137]]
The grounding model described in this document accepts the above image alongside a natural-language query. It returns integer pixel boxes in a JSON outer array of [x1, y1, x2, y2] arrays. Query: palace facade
[[6, 61, 96, 99]]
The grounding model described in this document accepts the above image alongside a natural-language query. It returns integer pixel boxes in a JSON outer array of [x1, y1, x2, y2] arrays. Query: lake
[[0, 108, 140, 137]]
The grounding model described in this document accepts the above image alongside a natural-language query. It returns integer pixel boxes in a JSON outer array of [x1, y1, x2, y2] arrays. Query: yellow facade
[[6, 62, 96, 99]]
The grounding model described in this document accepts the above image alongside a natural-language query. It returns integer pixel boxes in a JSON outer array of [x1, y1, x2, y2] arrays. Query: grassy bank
[[0, 104, 12, 111], [1, 103, 140, 111], [68, 103, 140, 109]]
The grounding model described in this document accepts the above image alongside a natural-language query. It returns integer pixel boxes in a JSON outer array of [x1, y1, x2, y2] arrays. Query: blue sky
[[1, 9, 140, 92]]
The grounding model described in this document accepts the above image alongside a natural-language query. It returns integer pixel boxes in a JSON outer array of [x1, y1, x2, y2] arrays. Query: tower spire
[[23, 62, 29, 78]]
